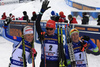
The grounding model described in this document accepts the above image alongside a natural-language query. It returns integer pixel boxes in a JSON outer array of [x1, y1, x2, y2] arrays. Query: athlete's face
[[71, 32, 79, 43], [24, 34, 34, 42], [46, 27, 55, 36]]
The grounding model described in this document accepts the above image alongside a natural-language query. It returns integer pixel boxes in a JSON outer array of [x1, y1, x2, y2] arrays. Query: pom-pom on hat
[[46, 20, 56, 29], [70, 28, 79, 36], [59, 11, 64, 16], [23, 26, 33, 35], [51, 11, 55, 15], [32, 11, 36, 15]]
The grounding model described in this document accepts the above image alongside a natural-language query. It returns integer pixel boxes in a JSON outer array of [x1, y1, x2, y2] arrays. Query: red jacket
[[70, 17, 78, 24], [1, 12, 7, 19]]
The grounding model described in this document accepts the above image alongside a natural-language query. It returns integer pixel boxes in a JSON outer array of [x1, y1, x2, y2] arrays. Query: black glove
[[82, 35, 90, 41], [80, 41, 87, 52], [64, 20, 68, 23], [4, 17, 12, 26], [40, 0, 51, 13], [55, 16, 60, 22]]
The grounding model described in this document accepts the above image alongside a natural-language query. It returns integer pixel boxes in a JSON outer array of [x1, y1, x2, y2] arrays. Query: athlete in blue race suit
[[65, 28, 99, 67], [3, 19, 37, 67]]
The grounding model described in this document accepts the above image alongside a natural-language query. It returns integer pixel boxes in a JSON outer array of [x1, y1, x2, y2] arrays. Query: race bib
[[74, 52, 87, 65], [42, 43, 58, 56]]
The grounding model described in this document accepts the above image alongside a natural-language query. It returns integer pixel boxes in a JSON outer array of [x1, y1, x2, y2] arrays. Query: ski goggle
[[46, 28, 53, 31]]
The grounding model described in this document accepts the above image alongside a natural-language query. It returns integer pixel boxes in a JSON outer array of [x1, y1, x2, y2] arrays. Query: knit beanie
[[23, 26, 33, 35]]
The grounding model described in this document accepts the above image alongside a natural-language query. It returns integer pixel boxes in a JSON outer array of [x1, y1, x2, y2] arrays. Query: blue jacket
[[3, 26, 33, 66], [65, 40, 98, 67]]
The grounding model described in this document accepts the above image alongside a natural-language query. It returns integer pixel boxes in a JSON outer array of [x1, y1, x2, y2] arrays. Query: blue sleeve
[[87, 39, 97, 49], [65, 44, 70, 59], [4, 26, 22, 42]]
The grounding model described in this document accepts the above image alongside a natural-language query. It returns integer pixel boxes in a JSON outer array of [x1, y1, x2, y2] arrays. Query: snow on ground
[[0, 0, 77, 20]]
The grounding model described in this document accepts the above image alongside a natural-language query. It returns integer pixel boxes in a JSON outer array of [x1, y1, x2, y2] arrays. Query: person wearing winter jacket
[[59, 11, 68, 23], [82, 12, 89, 24], [3, 18, 37, 67], [31, 11, 37, 21], [23, 11, 29, 21], [97, 14, 100, 25], [50, 10, 56, 21], [65, 28, 99, 67], [36, 0, 66, 67], [68, 14, 78, 24], [50, 10, 60, 22], [1, 12, 7, 20]]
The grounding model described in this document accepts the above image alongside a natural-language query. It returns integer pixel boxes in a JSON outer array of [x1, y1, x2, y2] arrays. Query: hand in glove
[[80, 41, 88, 52], [82, 35, 90, 41], [40, 0, 51, 13], [55, 16, 60, 22], [4, 17, 12, 26], [31, 48, 37, 57]]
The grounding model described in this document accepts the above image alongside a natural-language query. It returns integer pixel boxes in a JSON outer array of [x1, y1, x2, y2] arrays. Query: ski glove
[[4, 17, 12, 26], [31, 48, 37, 57], [80, 41, 88, 52], [82, 35, 90, 41], [55, 16, 60, 22], [40, 0, 51, 13]]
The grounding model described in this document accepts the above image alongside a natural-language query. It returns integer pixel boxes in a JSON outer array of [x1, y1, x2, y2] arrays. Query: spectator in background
[[31, 11, 37, 21], [23, 11, 29, 21], [1, 12, 7, 20], [9, 13, 12, 18], [59, 11, 68, 23], [8, 13, 15, 20], [12, 15, 15, 20], [50, 10, 57, 21], [97, 14, 100, 25], [68, 14, 78, 24], [82, 12, 89, 24], [19, 16, 24, 20]]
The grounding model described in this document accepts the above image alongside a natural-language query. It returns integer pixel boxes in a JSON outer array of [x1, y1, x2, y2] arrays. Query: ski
[[41, 32, 46, 67], [57, 22, 62, 67], [22, 35, 26, 67], [57, 22, 65, 67], [65, 24, 76, 67], [60, 22, 65, 67]]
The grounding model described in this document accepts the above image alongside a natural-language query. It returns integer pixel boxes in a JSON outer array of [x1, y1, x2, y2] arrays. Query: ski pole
[[41, 32, 46, 67], [22, 35, 26, 67], [60, 22, 65, 67]]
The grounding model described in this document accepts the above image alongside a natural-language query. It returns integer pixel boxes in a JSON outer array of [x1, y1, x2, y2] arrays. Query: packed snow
[[0, 0, 100, 67]]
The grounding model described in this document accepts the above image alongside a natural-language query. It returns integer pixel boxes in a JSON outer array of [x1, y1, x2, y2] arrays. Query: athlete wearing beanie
[[23, 26, 34, 42], [36, 0, 60, 67], [3, 23, 37, 67], [65, 28, 99, 67]]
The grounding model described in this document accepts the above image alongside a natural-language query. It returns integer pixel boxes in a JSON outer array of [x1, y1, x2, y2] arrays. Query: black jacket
[[31, 14, 37, 21], [23, 15, 29, 21], [97, 17, 100, 25], [82, 15, 89, 24]]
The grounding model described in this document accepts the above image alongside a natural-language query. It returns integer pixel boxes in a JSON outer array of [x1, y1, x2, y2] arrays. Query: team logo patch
[[13, 36, 17, 40]]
